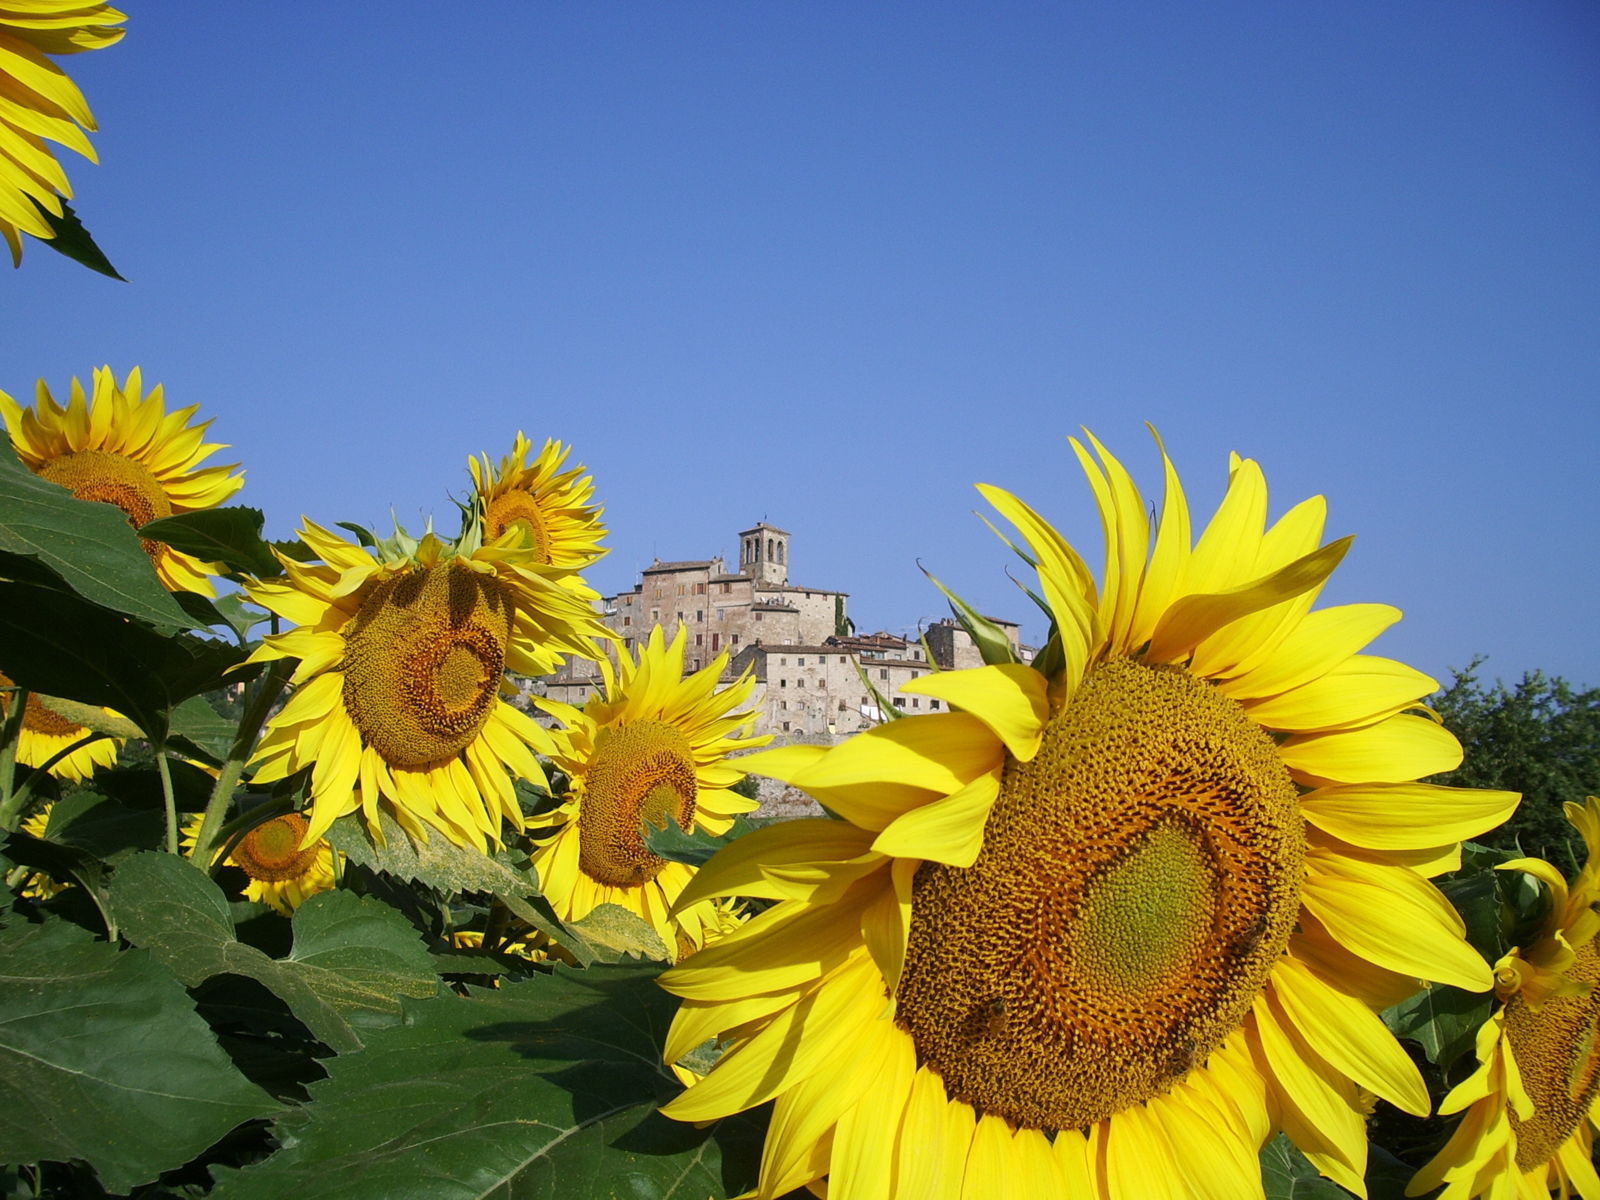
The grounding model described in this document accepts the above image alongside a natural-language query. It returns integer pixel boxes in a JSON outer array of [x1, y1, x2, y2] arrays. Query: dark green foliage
[[1429, 660, 1600, 866]]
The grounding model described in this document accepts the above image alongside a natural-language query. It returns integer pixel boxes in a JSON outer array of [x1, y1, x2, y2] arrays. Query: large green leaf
[[208, 965, 764, 1200], [0, 579, 243, 741], [106, 852, 443, 1054], [567, 902, 670, 963], [141, 506, 283, 579], [0, 917, 279, 1194], [644, 814, 758, 868], [1261, 1133, 1412, 1199], [325, 809, 592, 963], [0, 437, 192, 630]]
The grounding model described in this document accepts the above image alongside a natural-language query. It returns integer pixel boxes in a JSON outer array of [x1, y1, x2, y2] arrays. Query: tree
[[1429, 659, 1600, 866]]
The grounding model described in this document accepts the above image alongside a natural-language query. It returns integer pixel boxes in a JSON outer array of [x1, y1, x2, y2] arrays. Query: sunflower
[[244, 520, 611, 852], [468, 433, 607, 576], [0, 670, 118, 781], [0, 1, 124, 264], [0, 366, 245, 595], [529, 626, 767, 961], [657, 432, 1520, 1199], [182, 811, 339, 915], [1409, 797, 1600, 1200]]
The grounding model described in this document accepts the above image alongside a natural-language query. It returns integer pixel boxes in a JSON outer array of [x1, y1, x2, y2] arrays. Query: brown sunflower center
[[578, 719, 698, 887], [340, 560, 512, 769], [37, 448, 173, 560], [1506, 939, 1600, 1171], [0, 673, 86, 738], [231, 813, 321, 882], [895, 658, 1304, 1132], [484, 491, 552, 563]]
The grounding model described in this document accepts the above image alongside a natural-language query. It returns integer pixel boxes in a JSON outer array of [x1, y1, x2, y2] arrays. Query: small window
[[780, 700, 787, 710], [622, 615, 630, 627], [796, 678, 805, 688], [910, 698, 919, 708], [695, 634, 703, 646], [782, 721, 791, 731], [879, 669, 888, 680], [780, 679, 787, 688], [732, 634, 741, 645], [696, 583, 706, 594], [929, 700, 940, 710], [797, 657, 805, 666], [779, 657, 787, 666], [696, 610, 703, 621], [755, 612, 763, 622]]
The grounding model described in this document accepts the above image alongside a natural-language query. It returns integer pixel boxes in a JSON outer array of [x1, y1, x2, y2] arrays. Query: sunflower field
[[4, 5, 1599, 1200]]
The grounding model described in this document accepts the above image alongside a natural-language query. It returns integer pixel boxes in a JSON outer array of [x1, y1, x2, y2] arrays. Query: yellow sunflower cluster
[[0, 1, 125, 264], [1410, 797, 1600, 1200], [182, 811, 340, 916], [529, 625, 767, 960], [243, 434, 616, 854], [657, 433, 1521, 1199], [1, 366, 245, 595]]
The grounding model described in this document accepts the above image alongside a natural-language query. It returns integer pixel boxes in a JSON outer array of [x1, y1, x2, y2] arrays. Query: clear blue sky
[[8, 2, 1599, 688]]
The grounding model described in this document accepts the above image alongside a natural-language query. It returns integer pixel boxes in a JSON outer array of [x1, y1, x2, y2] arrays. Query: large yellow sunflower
[[182, 811, 339, 915], [0, 670, 118, 781], [529, 626, 767, 961], [245, 520, 611, 852], [0, 1, 125, 264], [468, 433, 607, 576], [1409, 797, 1600, 1200], [658, 432, 1520, 1199], [0, 366, 245, 595]]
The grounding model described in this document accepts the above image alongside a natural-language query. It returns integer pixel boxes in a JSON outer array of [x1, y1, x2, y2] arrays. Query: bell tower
[[738, 521, 789, 586]]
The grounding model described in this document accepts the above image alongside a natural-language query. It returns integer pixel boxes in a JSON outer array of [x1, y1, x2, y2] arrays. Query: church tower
[[738, 521, 789, 586]]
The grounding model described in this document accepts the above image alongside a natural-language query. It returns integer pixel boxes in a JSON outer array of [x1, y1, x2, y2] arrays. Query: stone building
[[536, 521, 1031, 741]]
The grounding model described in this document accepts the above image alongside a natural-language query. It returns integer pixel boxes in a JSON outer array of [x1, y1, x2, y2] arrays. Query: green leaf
[[1384, 980, 1493, 1075], [1260, 1133, 1360, 1199], [106, 852, 443, 1054], [208, 965, 764, 1200], [0, 437, 193, 631], [568, 902, 670, 963], [140, 506, 283, 578], [35, 196, 124, 279], [644, 813, 758, 868], [0, 579, 243, 742], [169, 692, 240, 763], [324, 809, 592, 963], [43, 787, 165, 860], [0, 917, 278, 1194]]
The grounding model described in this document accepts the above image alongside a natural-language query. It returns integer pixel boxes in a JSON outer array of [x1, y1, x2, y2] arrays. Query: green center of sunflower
[[579, 720, 698, 887], [231, 813, 320, 883], [340, 560, 512, 769], [895, 658, 1304, 1132], [37, 449, 173, 560], [485, 491, 553, 562], [1506, 938, 1600, 1171]]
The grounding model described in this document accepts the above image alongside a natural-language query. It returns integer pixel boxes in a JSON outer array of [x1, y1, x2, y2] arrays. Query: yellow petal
[[1241, 656, 1438, 734], [830, 1020, 914, 1200], [1216, 603, 1401, 698], [1147, 538, 1352, 665], [1271, 955, 1430, 1116], [1251, 1001, 1369, 1192], [672, 819, 881, 909], [1279, 713, 1462, 786], [900, 663, 1049, 762], [871, 769, 1002, 868], [1300, 782, 1520, 851]]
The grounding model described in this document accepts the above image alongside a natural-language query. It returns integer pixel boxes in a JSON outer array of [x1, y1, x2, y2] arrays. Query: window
[[720, 581, 730, 594], [622, 615, 630, 627], [782, 721, 791, 731], [696, 610, 703, 621], [779, 657, 787, 666], [780, 700, 787, 710], [837, 700, 847, 711], [696, 583, 706, 594], [879, 669, 888, 680], [910, 698, 919, 708], [796, 657, 805, 666], [929, 700, 940, 710], [780, 679, 787, 688], [711, 633, 720, 651], [732, 634, 740, 645], [754, 611, 763, 622], [677, 584, 685, 596], [796, 678, 805, 688], [651, 609, 659, 622], [695, 634, 703, 646]]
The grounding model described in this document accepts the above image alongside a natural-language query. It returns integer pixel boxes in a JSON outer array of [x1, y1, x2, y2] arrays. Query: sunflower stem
[[155, 750, 179, 855], [192, 658, 293, 867], [0, 733, 109, 827], [0, 686, 33, 831]]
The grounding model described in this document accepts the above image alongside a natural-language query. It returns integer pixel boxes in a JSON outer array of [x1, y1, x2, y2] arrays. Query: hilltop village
[[538, 521, 1033, 742]]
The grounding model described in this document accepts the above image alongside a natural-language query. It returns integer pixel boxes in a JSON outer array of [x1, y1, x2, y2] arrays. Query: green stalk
[[0, 686, 34, 831], [155, 749, 178, 855], [1, 733, 109, 829], [191, 657, 294, 867]]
